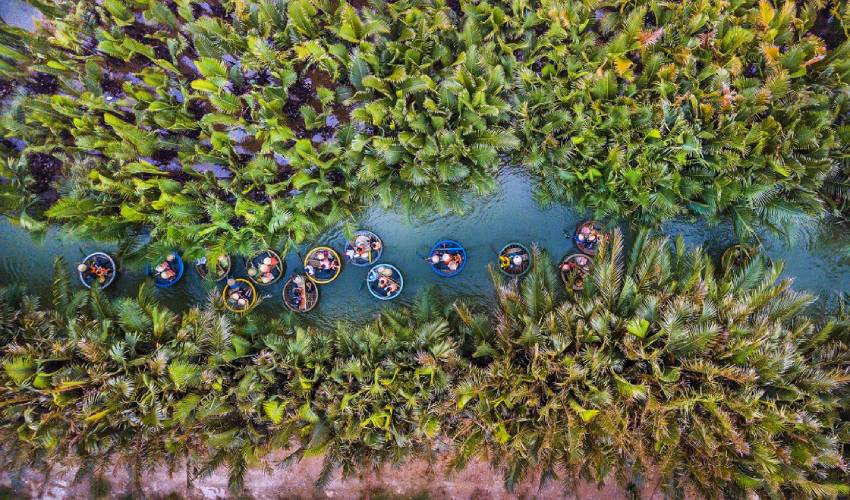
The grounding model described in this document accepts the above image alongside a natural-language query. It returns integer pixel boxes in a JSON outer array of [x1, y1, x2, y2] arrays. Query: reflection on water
[[1, 170, 848, 326]]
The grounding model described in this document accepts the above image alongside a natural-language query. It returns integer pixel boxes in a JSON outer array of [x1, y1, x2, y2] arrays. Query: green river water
[[1, 168, 848, 328]]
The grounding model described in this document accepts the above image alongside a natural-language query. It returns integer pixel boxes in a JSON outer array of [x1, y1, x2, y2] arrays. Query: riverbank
[[0, 452, 667, 500]]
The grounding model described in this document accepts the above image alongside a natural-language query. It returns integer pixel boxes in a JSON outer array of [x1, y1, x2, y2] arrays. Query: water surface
[[0, 0, 40, 30], [1, 170, 848, 326]]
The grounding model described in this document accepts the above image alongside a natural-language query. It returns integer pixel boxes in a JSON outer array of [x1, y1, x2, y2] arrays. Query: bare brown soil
[[0, 453, 668, 499]]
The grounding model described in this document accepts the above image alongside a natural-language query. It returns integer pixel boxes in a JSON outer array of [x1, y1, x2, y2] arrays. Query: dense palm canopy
[[1, 233, 849, 496], [453, 233, 850, 497], [511, 0, 850, 237], [0, 0, 847, 256]]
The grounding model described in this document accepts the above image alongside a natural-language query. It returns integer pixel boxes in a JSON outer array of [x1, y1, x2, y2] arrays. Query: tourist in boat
[[345, 231, 384, 267], [77, 260, 111, 285], [252, 254, 280, 284], [154, 254, 178, 281], [374, 265, 398, 295], [349, 237, 381, 260], [448, 253, 463, 272], [224, 278, 253, 310], [78, 252, 118, 289], [378, 275, 400, 295], [575, 221, 605, 255]]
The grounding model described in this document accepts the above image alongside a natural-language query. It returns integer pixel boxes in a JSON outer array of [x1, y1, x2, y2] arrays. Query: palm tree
[[344, 1, 517, 216], [451, 230, 850, 496], [0, 259, 466, 491], [512, 1, 848, 239]]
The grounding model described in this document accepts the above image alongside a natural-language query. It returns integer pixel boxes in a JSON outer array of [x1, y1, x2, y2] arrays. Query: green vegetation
[[513, 1, 850, 236], [1, 1, 849, 496], [0, 0, 847, 257], [1, 233, 849, 497]]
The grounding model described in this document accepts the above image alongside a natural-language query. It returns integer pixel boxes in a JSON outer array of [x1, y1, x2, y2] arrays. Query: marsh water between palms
[[2, 168, 848, 327]]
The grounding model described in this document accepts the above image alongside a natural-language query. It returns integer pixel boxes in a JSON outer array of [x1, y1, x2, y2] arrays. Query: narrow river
[[1, 169, 848, 327], [2, 3, 847, 324]]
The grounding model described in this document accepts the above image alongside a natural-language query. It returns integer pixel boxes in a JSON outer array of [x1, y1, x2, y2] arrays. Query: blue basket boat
[[428, 239, 467, 277], [147, 252, 184, 288], [78, 252, 117, 289], [344, 230, 383, 267], [366, 264, 403, 300]]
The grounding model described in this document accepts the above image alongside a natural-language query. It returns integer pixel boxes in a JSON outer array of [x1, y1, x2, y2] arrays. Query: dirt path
[[1, 454, 666, 499]]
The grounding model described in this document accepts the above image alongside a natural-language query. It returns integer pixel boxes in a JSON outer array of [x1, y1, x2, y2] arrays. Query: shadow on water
[[1, 169, 849, 326]]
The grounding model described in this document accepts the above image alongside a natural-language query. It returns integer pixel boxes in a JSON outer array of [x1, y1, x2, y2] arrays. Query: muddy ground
[[0, 453, 669, 499]]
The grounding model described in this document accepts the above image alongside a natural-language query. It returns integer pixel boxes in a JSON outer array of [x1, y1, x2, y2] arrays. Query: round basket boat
[[498, 243, 531, 277], [344, 230, 383, 267], [247, 249, 284, 286], [146, 252, 184, 288], [574, 220, 605, 255], [428, 239, 467, 277], [196, 254, 231, 281], [559, 253, 593, 291], [366, 264, 403, 301], [78, 252, 117, 289], [721, 244, 761, 273], [221, 278, 257, 314], [282, 274, 319, 313], [304, 246, 342, 284]]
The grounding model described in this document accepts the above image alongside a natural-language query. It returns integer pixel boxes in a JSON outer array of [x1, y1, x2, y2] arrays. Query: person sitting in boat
[[226, 278, 252, 309], [448, 253, 463, 272], [77, 260, 112, 284], [561, 255, 589, 272], [255, 255, 279, 284], [510, 253, 524, 270], [214, 255, 229, 276], [290, 275, 310, 311], [317, 253, 337, 272], [154, 254, 178, 281], [499, 255, 510, 269], [576, 224, 602, 251], [371, 239, 382, 251], [305, 264, 315, 277], [561, 255, 591, 287], [378, 275, 399, 295], [290, 286, 304, 310], [229, 289, 248, 309]]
